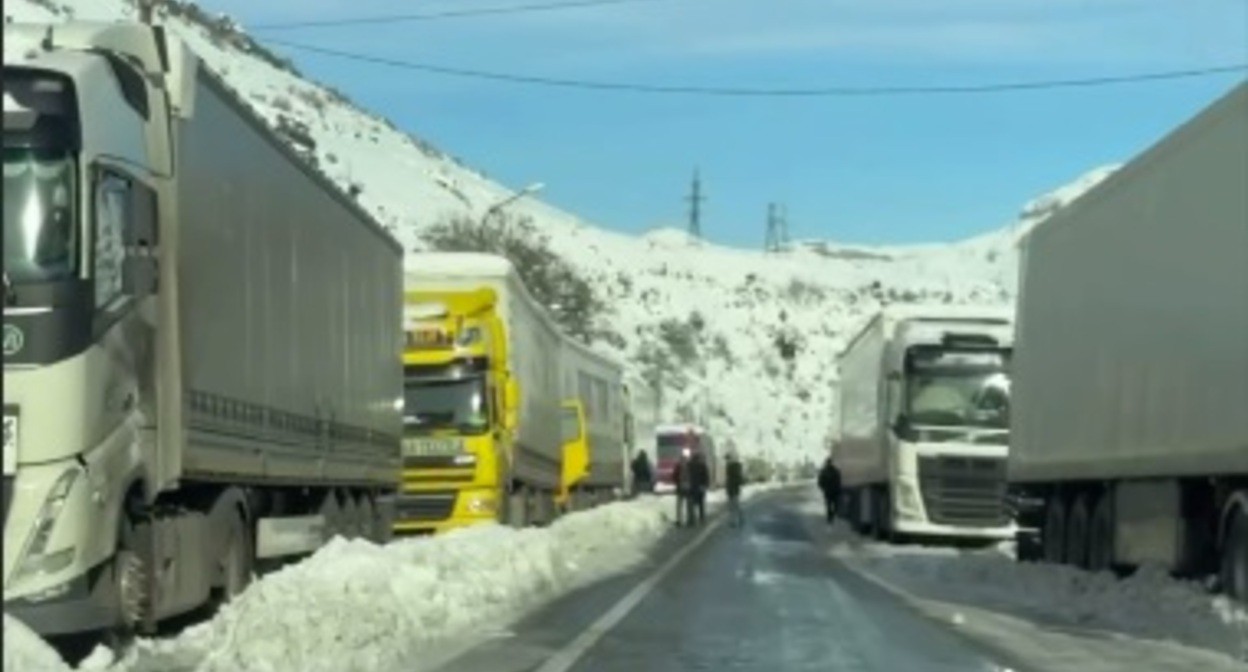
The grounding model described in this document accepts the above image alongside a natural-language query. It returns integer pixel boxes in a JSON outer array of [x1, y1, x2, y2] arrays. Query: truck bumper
[[3, 560, 118, 636], [392, 488, 499, 535], [892, 517, 1016, 540]]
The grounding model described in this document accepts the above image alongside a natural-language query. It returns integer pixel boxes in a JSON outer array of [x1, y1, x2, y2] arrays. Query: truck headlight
[[452, 453, 477, 467], [895, 481, 923, 518], [15, 467, 80, 580], [456, 327, 482, 347], [463, 493, 495, 514]]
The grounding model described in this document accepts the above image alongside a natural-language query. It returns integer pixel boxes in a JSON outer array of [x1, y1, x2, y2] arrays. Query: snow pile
[[3, 0, 1111, 466], [70, 484, 770, 672], [824, 526, 1248, 662], [5, 614, 73, 672]]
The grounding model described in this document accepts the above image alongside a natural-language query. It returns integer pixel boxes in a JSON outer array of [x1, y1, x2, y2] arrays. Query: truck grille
[[916, 455, 1008, 527], [403, 455, 461, 470], [395, 491, 456, 522]]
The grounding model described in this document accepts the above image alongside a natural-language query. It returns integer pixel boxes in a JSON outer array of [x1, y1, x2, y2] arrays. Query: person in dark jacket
[[725, 451, 745, 527], [687, 450, 711, 526], [673, 451, 693, 526], [817, 456, 842, 524], [630, 449, 653, 497]]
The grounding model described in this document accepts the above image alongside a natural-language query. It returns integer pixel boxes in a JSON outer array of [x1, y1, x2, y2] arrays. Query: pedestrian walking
[[688, 450, 711, 526], [630, 449, 653, 497], [725, 451, 745, 527], [818, 455, 842, 524], [673, 450, 692, 526]]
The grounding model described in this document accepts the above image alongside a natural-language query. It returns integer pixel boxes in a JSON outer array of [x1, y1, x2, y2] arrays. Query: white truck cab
[[835, 305, 1016, 542]]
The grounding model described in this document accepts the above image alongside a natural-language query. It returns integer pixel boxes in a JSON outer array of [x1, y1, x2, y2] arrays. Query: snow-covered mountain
[[4, 0, 1116, 466]]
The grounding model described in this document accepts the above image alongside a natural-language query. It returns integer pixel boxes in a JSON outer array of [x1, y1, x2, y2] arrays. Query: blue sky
[[212, 0, 1245, 248]]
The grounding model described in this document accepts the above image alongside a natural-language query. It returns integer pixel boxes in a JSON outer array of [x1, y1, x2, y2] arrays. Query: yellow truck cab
[[396, 289, 517, 534], [557, 399, 589, 510]]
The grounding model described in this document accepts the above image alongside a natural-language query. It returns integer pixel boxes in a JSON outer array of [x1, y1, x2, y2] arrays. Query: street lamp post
[[481, 182, 545, 229]]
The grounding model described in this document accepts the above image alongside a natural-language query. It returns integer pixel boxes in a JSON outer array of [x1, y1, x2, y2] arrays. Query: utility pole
[[686, 169, 704, 239], [780, 204, 789, 248], [765, 202, 790, 252], [138, 0, 154, 23], [765, 202, 779, 252]]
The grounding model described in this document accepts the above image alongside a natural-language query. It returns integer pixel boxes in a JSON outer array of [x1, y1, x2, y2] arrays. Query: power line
[[261, 38, 1248, 97], [250, 0, 664, 31]]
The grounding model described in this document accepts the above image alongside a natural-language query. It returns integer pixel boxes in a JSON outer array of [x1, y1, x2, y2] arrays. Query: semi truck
[[558, 337, 626, 510], [834, 305, 1015, 542], [2, 21, 403, 639], [396, 253, 564, 533], [1007, 82, 1247, 599], [653, 424, 721, 492]]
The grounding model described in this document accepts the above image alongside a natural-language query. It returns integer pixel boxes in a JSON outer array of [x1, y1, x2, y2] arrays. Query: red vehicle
[[653, 424, 720, 492]]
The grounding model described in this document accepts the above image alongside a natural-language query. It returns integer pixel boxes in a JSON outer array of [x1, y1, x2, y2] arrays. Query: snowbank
[[1, 485, 783, 672], [5, 615, 73, 672], [814, 502, 1248, 664]]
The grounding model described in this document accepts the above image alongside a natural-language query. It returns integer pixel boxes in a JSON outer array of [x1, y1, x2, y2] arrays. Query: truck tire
[[507, 491, 527, 528], [1087, 492, 1114, 573], [1066, 494, 1092, 569], [220, 513, 253, 602], [1042, 495, 1067, 565], [319, 492, 345, 542], [113, 508, 155, 641], [358, 494, 379, 543], [873, 487, 892, 542], [1221, 505, 1247, 602], [341, 494, 363, 540]]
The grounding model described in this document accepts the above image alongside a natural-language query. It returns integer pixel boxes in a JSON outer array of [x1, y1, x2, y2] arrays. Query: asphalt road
[[427, 489, 1026, 672]]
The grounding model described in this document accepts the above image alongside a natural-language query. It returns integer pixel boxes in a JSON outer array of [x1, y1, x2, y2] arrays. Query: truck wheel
[[318, 492, 345, 542], [221, 513, 253, 602], [341, 494, 362, 540], [1087, 493, 1114, 573], [114, 511, 155, 638], [359, 494, 380, 544], [873, 487, 892, 542], [1065, 495, 1092, 569], [1221, 505, 1247, 601], [1042, 495, 1068, 565], [507, 491, 527, 528]]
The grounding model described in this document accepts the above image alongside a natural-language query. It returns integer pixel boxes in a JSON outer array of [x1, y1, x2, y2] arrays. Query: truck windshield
[[3, 147, 78, 284], [656, 434, 693, 461], [403, 375, 490, 435], [904, 349, 1011, 430]]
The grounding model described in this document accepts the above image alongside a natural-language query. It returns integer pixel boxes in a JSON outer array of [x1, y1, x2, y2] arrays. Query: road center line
[[534, 513, 725, 672]]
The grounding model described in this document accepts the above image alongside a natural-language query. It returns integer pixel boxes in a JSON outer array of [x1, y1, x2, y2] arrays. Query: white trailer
[[1008, 82, 1248, 598], [403, 254, 564, 506], [3, 22, 402, 638], [834, 305, 1015, 542]]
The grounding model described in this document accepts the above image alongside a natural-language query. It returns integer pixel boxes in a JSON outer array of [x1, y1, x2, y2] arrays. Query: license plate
[[402, 437, 461, 457], [3, 415, 16, 475]]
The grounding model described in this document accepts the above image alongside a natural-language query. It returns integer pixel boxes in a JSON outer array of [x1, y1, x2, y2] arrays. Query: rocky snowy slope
[[5, 0, 1116, 466]]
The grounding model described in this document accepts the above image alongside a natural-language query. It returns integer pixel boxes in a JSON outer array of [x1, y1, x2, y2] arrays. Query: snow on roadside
[[4, 484, 784, 672], [5, 614, 73, 672], [810, 496, 1248, 665]]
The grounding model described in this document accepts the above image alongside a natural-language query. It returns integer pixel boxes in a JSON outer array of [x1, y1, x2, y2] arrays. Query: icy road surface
[[429, 489, 1018, 672], [429, 489, 1248, 672]]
